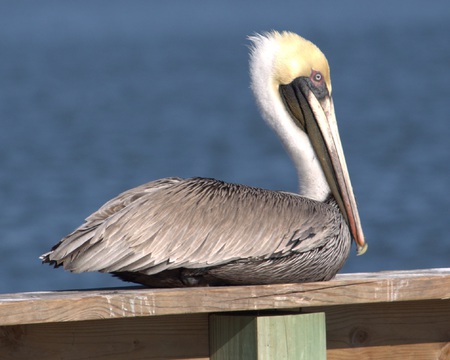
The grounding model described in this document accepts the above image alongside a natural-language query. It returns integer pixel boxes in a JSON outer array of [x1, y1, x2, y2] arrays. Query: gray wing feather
[[45, 177, 338, 275]]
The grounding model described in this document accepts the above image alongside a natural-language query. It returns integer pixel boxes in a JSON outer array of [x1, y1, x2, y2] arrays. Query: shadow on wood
[[0, 315, 210, 360]]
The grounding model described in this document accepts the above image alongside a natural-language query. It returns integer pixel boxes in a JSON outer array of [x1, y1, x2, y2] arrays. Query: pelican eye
[[311, 70, 323, 84], [308, 70, 328, 99]]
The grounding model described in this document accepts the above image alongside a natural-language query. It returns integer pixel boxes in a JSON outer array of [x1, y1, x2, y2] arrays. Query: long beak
[[280, 80, 367, 255]]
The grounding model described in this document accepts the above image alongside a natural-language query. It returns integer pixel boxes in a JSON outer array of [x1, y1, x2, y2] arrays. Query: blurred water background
[[0, 1, 449, 293]]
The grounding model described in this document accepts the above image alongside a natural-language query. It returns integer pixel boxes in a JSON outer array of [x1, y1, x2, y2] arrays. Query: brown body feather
[[41, 177, 351, 287]]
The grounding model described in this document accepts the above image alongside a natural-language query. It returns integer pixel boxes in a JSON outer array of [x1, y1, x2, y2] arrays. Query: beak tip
[[356, 242, 368, 256]]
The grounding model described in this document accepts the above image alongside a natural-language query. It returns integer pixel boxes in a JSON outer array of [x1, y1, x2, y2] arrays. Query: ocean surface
[[1, 1, 449, 293]]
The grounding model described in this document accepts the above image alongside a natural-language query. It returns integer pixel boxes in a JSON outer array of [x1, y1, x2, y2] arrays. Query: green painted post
[[209, 312, 326, 360]]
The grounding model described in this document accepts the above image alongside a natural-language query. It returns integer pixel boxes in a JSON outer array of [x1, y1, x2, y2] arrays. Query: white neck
[[249, 34, 330, 202]]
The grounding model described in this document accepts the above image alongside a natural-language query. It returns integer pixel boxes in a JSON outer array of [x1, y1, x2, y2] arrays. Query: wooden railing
[[1, 268, 450, 359]]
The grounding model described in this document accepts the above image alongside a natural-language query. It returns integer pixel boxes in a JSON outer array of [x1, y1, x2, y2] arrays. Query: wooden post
[[209, 312, 326, 360]]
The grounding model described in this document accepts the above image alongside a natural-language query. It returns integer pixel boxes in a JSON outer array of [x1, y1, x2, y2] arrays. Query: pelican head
[[249, 31, 367, 255]]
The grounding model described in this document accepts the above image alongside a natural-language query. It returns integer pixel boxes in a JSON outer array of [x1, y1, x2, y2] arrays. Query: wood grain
[[0, 314, 209, 360], [1, 268, 450, 326], [307, 299, 450, 360], [1, 269, 450, 360]]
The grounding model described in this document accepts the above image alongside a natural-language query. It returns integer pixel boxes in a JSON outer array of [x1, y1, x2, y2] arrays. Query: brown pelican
[[41, 31, 367, 287]]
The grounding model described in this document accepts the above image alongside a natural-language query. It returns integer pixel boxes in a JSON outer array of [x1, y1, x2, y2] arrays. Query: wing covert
[[45, 177, 341, 275]]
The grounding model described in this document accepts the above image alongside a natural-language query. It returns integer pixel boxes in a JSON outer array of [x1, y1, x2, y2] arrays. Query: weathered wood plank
[[307, 299, 450, 360], [2, 300, 449, 360], [209, 313, 326, 359], [0, 314, 209, 360], [1, 268, 449, 326]]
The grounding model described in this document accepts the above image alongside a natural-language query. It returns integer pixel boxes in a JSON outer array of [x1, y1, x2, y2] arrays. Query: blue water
[[1, 1, 449, 293]]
